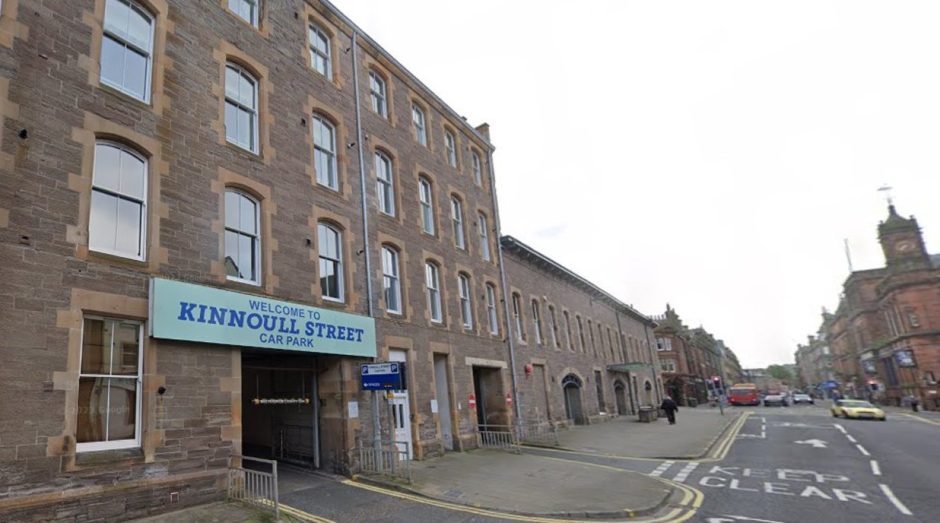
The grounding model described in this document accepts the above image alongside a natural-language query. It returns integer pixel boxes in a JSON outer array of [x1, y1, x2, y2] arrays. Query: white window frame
[[412, 104, 427, 146], [548, 306, 559, 347], [382, 245, 401, 314], [76, 317, 144, 452], [451, 196, 465, 249], [369, 71, 388, 118], [472, 151, 483, 186], [426, 262, 442, 323], [375, 152, 395, 216], [89, 141, 148, 261], [224, 63, 259, 153], [318, 223, 344, 302], [486, 283, 498, 335], [444, 130, 457, 167], [512, 293, 525, 341], [532, 300, 543, 345], [313, 115, 338, 190], [228, 0, 259, 27], [224, 189, 261, 285], [419, 177, 435, 234], [309, 22, 332, 79], [478, 212, 490, 261], [458, 273, 473, 329], [101, 0, 154, 103]]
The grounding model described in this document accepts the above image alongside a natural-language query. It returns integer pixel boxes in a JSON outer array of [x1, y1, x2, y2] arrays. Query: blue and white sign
[[149, 278, 376, 357], [361, 362, 406, 391]]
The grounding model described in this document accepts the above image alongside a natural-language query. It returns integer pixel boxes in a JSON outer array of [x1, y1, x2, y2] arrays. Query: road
[[274, 403, 939, 522]]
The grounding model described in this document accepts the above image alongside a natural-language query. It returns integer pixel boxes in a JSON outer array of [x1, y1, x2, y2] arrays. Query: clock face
[[896, 240, 914, 253]]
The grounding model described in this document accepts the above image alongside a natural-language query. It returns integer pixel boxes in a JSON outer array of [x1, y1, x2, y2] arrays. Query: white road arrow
[[795, 439, 828, 448]]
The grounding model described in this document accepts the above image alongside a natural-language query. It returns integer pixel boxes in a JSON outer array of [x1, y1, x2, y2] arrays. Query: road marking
[[845, 434, 857, 443], [280, 503, 337, 523], [855, 444, 870, 456], [833, 423, 846, 434], [710, 515, 785, 523], [673, 462, 700, 482], [794, 439, 827, 448], [870, 460, 881, 476], [899, 413, 940, 426], [879, 483, 913, 516], [650, 460, 675, 477]]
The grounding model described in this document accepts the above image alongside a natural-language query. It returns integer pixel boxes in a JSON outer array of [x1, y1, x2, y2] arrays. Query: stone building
[[0, 0, 662, 519], [652, 306, 724, 406]]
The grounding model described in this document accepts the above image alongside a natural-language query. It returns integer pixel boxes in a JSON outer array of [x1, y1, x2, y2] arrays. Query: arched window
[[450, 196, 465, 249], [425, 262, 442, 323], [313, 115, 338, 190], [531, 300, 543, 345], [458, 273, 472, 329], [225, 62, 259, 153], [318, 222, 344, 301], [563, 311, 573, 351], [548, 306, 559, 347], [381, 245, 401, 314], [101, 0, 154, 102], [512, 293, 525, 341], [90, 141, 148, 260], [444, 129, 457, 167], [375, 152, 395, 216], [478, 212, 490, 261], [224, 189, 260, 284], [418, 177, 435, 234], [369, 71, 388, 118], [471, 150, 483, 186], [485, 283, 498, 335], [309, 22, 332, 78], [412, 104, 427, 145], [576, 315, 585, 352]]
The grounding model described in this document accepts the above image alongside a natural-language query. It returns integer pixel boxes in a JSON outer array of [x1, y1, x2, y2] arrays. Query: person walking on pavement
[[910, 395, 920, 412], [661, 396, 679, 425]]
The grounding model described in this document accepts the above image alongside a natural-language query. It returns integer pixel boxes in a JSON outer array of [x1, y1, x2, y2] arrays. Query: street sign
[[360, 362, 406, 391], [468, 393, 477, 410]]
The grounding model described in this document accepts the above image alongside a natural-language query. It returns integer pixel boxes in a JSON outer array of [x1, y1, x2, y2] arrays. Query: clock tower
[[878, 205, 930, 271]]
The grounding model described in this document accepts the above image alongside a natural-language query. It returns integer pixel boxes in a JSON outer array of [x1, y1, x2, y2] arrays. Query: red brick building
[[652, 306, 725, 406]]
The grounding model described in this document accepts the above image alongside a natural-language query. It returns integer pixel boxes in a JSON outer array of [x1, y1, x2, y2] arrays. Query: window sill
[[88, 249, 149, 268], [224, 140, 262, 160], [74, 446, 144, 467], [97, 82, 152, 109]]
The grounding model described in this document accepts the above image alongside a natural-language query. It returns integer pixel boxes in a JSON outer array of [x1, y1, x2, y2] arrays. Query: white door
[[434, 355, 454, 450], [389, 350, 413, 459]]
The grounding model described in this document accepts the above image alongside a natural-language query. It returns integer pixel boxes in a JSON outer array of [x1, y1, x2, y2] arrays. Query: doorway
[[433, 354, 454, 451], [614, 380, 628, 415], [472, 366, 507, 428], [562, 374, 585, 425], [389, 350, 413, 459]]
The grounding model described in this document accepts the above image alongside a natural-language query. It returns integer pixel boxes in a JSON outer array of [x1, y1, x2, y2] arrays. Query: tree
[[766, 364, 793, 383]]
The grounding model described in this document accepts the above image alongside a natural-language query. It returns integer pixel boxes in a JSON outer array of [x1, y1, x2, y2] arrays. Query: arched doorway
[[614, 380, 628, 415], [562, 374, 585, 425]]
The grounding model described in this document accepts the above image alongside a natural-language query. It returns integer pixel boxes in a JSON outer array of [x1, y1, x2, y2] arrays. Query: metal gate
[[228, 456, 279, 519]]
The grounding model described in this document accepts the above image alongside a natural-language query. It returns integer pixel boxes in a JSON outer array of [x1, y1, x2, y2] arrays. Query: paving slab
[[552, 407, 742, 459], [357, 448, 672, 519]]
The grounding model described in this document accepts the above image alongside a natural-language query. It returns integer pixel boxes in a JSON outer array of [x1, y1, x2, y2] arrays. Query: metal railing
[[476, 424, 519, 452], [516, 420, 560, 447], [228, 456, 279, 520], [276, 423, 316, 465], [355, 442, 412, 483]]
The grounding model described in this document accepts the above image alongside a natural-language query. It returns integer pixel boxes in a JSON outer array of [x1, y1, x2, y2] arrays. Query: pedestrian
[[911, 395, 920, 412], [661, 396, 679, 425]]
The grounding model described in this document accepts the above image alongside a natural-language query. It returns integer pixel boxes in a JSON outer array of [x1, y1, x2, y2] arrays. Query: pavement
[[129, 501, 282, 523]]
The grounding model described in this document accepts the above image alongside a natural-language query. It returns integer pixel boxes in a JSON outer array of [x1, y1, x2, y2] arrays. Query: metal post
[[272, 460, 279, 522]]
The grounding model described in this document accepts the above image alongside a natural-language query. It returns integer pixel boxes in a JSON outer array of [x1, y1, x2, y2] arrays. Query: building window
[[661, 360, 677, 373], [907, 311, 921, 329], [531, 300, 543, 345], [656, 337, 672, 351], [381, 245, 401, 314], [89, 142, 148, 260], [375, 152, 395, 216], [563, 311, 573, 350], [548, 306, 559, 347], [224, 63, 259, 153], [318, 223, 344, 302], [412, 104, 427, 145], [478, 213, 491, 261], [512, 293, 525, 341], [77, 317, 142, 451], [595, 370, 606, 413], [369, 72, 387, 118], [426, 262, 442, 323], [313, 115, 338, 190], [486, 283, 498, 335], [588, 320, 596, 356], [101, 0, 153, 102], [458, 273, 473, 329], [309, 22, 331, 79], [607, 328, 615, 360], [576, 315, 585, 352], [472, 151, 483, 186], [224, 189, 260, 284], [228, 0, 259, 27], [419, 177, 435, 234], [444, 130, 457, 167], [451, 196, 465, 249]]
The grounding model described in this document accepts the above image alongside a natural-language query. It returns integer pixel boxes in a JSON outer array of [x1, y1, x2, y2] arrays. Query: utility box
[[638, 406, 657, 423]]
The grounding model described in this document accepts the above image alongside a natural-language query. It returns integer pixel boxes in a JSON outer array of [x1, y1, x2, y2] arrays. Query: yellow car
[[831, 399, 886, 421]]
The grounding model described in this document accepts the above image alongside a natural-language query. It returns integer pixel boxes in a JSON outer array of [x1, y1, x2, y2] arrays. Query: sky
[[334, 0, 940, 368]]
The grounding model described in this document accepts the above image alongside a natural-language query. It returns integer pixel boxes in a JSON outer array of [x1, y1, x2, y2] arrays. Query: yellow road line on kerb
[[279, 503, 337, 523], [698, 411, 750, 462], [900, 413, 940, 426]]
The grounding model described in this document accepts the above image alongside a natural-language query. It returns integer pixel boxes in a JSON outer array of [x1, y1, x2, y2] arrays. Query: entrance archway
[[614, 380, 628, 415], [562, 374, 585, 425]]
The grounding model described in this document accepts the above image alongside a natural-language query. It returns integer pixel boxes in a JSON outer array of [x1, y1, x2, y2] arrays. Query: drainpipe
[[644, 323, 662, 405], [613, 310, 635, 415], [350, 31, 381, 456], [487, 150, 523, 428]]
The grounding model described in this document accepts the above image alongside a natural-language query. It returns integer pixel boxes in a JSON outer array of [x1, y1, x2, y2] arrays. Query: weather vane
[[877, 184, 894, 206]]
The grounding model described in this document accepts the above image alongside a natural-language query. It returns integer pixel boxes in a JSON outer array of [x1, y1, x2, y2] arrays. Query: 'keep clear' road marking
[[879, 484, 913, 516], [649, 460, 674, 477], [698, 466, 873, 506], [673, 462, 699, 483]]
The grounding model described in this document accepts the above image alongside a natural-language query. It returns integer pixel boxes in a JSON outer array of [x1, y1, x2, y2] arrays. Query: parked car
[[831, 399, 886, 420], [763, 394, 788, 407], [792, 393, 814, 405]]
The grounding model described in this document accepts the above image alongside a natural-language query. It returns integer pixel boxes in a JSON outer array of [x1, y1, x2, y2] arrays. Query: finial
[[877, 184, 894, 207]]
